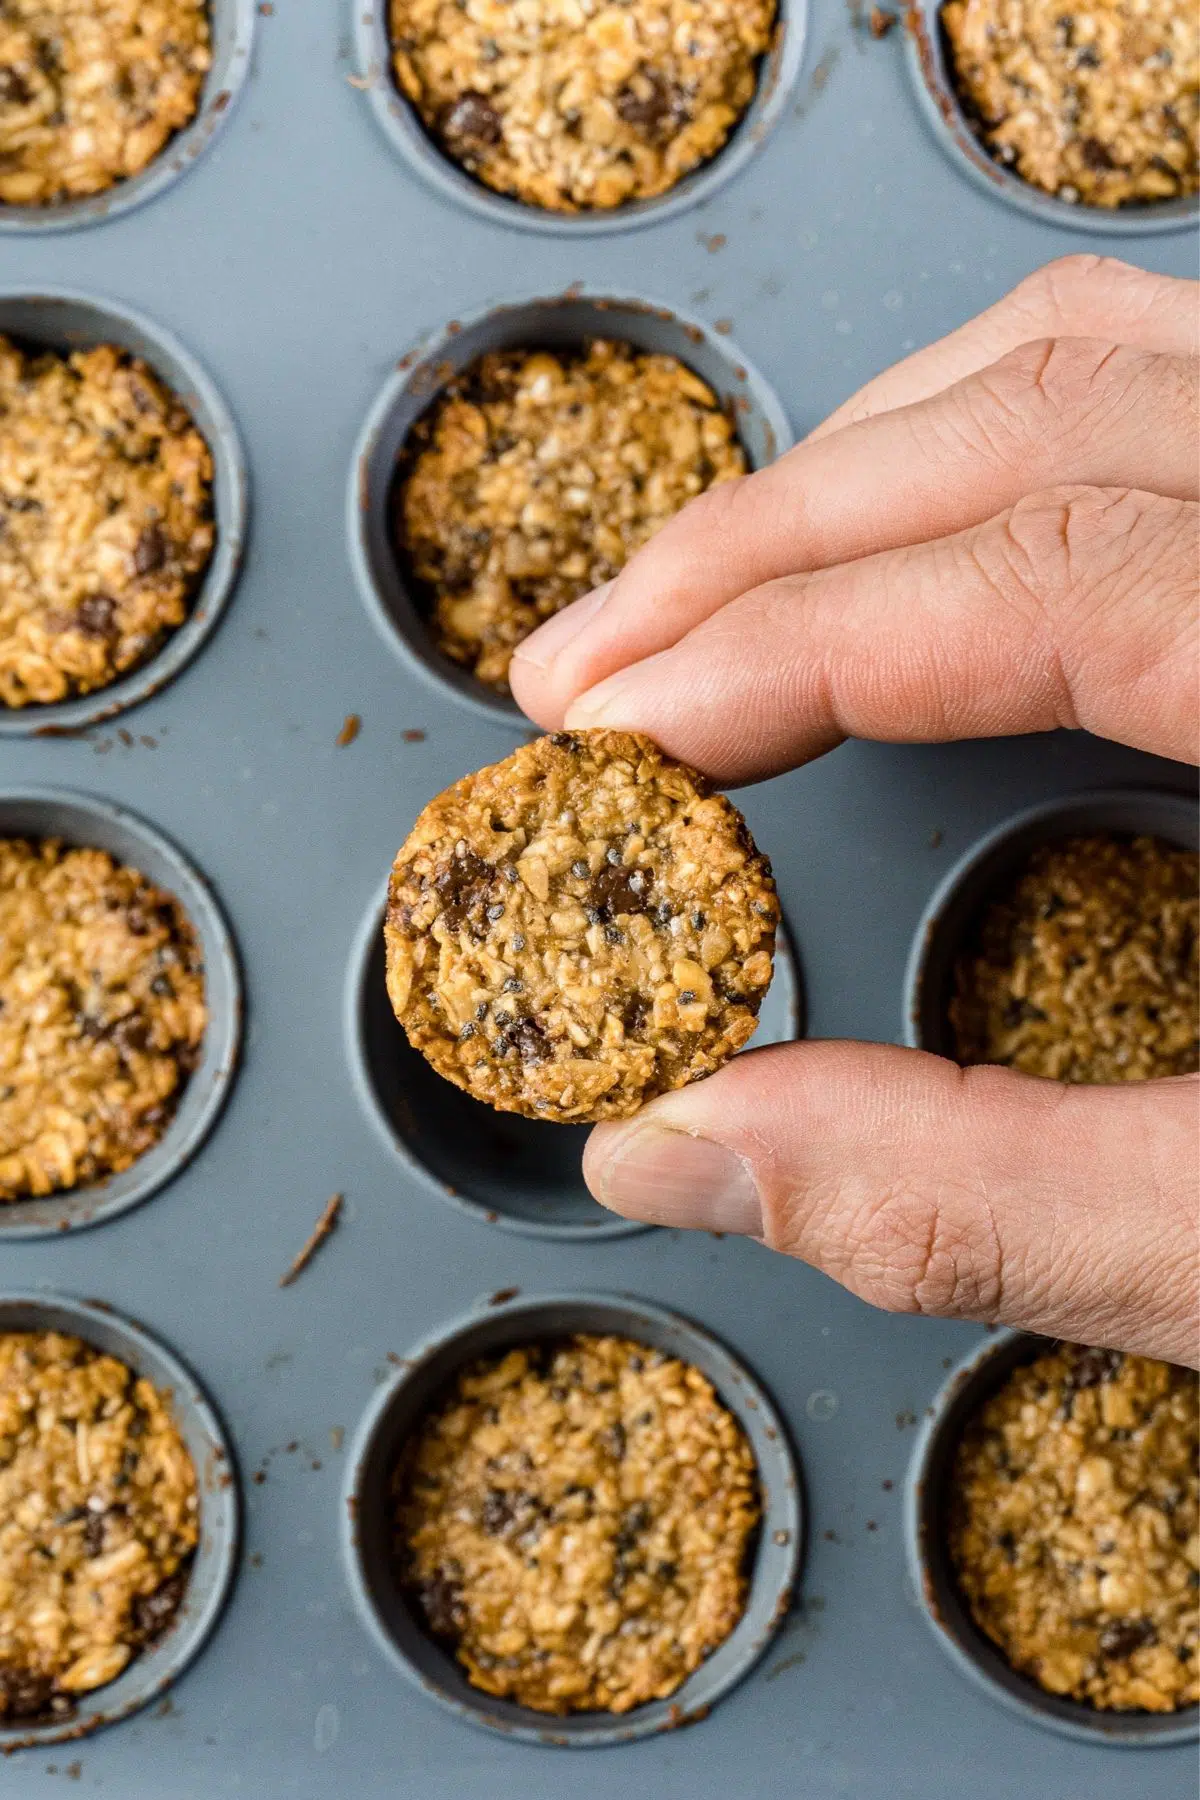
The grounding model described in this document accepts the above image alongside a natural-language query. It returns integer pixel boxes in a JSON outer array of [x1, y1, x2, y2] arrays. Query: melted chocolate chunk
[[129, 1569, 188, 1645], [133, 525, 167, 575], [441, 91, 502, 147], [432, 847, 496, 933], [590, 861, 651, 921], [1098, 1618, 1158, 1661], [615, 69, 688, 138], [417, 1569, 465, 1639], [0, 1666, 60, 1721], [0, 67, 32, 105], [75, 594, 117, 638]]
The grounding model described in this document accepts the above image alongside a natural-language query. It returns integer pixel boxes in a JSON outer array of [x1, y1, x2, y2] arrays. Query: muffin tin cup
[[351, 1, 806, 237], [0, 787, 242, 1240], [903, 2, 1199, 238], [905, 1327, 1200, 1747], [903, 786, 1200, 1057], [0, 0, 256, 236], [342, 1289, 803, 1747], [0, 288, 248, 736], [347, 287, 794, 728], [346, 886, 803, 1238], [0, 1291, 240, 1751]]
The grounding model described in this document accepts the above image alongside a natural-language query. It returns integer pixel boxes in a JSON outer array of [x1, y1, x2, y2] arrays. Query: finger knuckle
[[1008, 255, 1151, 330], [841, 1182, 1003, 1319]]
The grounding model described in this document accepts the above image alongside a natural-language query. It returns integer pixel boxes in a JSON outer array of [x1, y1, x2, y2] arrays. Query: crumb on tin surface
[[395, 1334, 760, 1714], [0, 1330, 198, 1723], [0, 337, 215, 710], [388, 0, 777, 212], [0, 0, 211, 206], [940, 0, 1198, 205], [950, 1343, 1199, 1712], [384, 730, 778, 1123], [0, 838, 207, 1202], [949, 834, 1199, 1083], [394, 340, 746, 695]]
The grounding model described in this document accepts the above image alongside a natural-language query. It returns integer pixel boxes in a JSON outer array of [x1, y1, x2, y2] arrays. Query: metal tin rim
[[0, 1291, 240, 1750], [346, 286, 795, 730], [345, 885, 803, 1239], [350, 0, 807, 237], [902, 785, 1200, 1054], [0, 0, 257, 235], [902, 2, 1198, 238], [341, 1289, 803, 1746], [0, 787, 243, 1239], [904, 1327, 1200, 1747], [0, 287, 249, 736]]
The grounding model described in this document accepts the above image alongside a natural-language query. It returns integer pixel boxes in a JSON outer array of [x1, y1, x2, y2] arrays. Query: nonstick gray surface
[[2, 3, 1197, 1796]]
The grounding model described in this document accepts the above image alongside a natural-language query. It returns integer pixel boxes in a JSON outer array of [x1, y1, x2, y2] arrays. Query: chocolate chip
[[1098, 1618, 1157, 1661], [599, 1421, 626, 1460], [0, 66, 31, 105], [0, 1666, 59, 1722], [83, 1511, 106, 1557], [1067, 1346, 1124, 1390], [417, 1570, 464, 1639], [76, 594, 117, 638], [133, 524, 167, 574], [1080, 136, 1115, 171], [615, 69, 687, 138], [129, 1570, 188, 1645], [621, 994, 649, 1035], [433, 847, 496, 932], [590, 861, 651, 921], [440, 91, 502, 147]]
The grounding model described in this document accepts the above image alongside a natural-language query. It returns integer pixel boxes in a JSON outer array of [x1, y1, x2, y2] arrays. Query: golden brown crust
[[0, 0, 210, 206], [949, 1344, 1199, 1712], [949, 834, 1199, 1083], [941, 0, 1198, 206], [0, 338, 215, 709], [384, 730, 778, 1123], [395, 341, 746, 695], [388, 0, 776, 212], [394, 1335, 760, 1714], [0, 1330, 198, 1722], [0, 838, 208, 1202]]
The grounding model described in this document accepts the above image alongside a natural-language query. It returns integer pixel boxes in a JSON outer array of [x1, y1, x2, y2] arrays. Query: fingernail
[[589, 1123, 763, 1235], [512, 581, 614, 673]]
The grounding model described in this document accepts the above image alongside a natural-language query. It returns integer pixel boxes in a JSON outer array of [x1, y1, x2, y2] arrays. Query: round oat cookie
[[384, 729, 778, 1123]]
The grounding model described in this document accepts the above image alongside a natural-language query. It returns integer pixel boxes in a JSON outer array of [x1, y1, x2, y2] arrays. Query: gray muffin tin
[[343, 1291, 801, 1746], [0, 1292, 239, 1753], [1, 0, 1196, 1794]]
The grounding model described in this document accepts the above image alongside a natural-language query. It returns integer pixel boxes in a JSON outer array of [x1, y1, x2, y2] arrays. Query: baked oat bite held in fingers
[[384, 730, 778, 1123], [387, 0, 777, 213]]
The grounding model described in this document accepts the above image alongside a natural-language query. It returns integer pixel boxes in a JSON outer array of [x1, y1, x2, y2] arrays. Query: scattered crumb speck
[[402, 728, 426, 743], [714, 318, 733, 335], [929, 828, 944, 849], [336, 713, 361, 747], [868, 6, 895, 35]]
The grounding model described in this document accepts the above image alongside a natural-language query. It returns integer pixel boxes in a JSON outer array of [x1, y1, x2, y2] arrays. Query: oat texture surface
[[0, 838, 207, 1202], [0, 0, 210, 205], [941, 0, 1198, 205], [388, 0, 776, 211], [950, 1344, 1199, 1711], [949, 834, 1199, 1082], [395, 1335, 760, 1713], [0, 1330, 198, 1723], [396, 340, 746, 694], [384, 730, 778, 1122], [0, 338, 215, 710]]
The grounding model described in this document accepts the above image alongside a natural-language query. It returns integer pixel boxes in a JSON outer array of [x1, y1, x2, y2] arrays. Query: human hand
[[510, 255, 1200, 1368]]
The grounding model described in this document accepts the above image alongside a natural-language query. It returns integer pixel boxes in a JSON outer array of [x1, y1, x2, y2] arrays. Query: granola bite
[[394, 1335, 760, 1714], [948, 834, 1199, 1082], [0, 0, 211, 206], [0, 838, 208, 1202], [394, 340, 746, 695], [949, 1344, 1199, 1712], [384, 730, 778, 1123], [388, 0, 777, 212], [940, 0, 1199, 206], [0, 337, 215, 710], [0, 1329, 199, 1724]]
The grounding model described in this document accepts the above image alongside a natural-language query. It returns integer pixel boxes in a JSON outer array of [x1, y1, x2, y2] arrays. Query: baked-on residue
[[395, 1335, 760, 1713]]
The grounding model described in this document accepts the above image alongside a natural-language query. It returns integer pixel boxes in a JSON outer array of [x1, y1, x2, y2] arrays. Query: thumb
[[583, 1042, 1200, 1367]]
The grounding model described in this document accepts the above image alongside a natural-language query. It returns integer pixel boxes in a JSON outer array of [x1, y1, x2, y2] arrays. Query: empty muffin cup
[[903, 0, 1198, 236], [903, 787, 1199, 1059], [0, 787, 242, 1239], [351, 2, 805, 235], [0, 0, 256, 234], [905, 1328, 1199, 1746], [0, 288, 248, 733], [343, 1290, 802, 1746], [346, 289, 793, 727], [346, 887, 801, 1237], [0, 1291, 239, 1750]]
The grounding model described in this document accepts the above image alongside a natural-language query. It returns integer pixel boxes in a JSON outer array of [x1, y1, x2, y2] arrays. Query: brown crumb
[[335, 713, 361, 748], [402, 728, 426, 743], [868, 5, 896, 34], [278, 1193, 344, 1288]]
